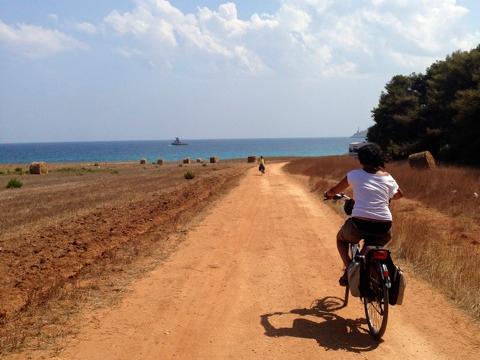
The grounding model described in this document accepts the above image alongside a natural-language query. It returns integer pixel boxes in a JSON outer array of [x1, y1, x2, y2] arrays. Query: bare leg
[[337, 232, 351, 268]]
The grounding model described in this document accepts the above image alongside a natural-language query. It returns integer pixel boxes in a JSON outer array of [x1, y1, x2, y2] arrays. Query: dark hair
[[358, 143, 386, 169]]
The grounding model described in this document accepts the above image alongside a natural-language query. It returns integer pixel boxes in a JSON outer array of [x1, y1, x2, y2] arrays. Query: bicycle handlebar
[[323, 192, 351, 201]]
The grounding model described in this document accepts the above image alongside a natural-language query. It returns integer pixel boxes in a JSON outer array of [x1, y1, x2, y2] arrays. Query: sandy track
[[31, 164, 479, 359]]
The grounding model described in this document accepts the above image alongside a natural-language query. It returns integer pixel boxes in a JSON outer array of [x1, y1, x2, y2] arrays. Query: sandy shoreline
[[0, 156, 300, 170]]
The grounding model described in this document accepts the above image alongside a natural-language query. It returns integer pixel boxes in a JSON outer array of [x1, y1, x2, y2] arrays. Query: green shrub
[[14, 167, 23, 174], [6, 178, 23, 189], [111, 170, 119, 174], [184, 171, 195, 180]]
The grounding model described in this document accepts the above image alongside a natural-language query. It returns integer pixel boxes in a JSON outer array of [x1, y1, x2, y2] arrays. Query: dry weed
[[285, 156, 480, 319]]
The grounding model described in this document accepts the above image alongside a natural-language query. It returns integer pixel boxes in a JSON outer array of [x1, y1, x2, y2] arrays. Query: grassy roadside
[[284, 156, 480, 320]]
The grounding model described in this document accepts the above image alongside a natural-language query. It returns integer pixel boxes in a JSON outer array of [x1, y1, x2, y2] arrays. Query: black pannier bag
[[389, 265, 407, 305], [385, 255, 407, 305]]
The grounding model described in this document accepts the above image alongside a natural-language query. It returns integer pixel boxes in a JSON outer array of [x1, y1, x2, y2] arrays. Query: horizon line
[[0, 135, 360, 145]]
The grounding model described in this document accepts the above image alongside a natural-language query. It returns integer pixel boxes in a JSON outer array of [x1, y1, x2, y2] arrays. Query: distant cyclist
[[323, 143, 404, 286], [258, 156, 266, 174]]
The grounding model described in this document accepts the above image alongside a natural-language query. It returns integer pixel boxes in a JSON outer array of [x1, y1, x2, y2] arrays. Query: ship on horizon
[[351, 128, 368, 138], [171, 137, 188, 146]]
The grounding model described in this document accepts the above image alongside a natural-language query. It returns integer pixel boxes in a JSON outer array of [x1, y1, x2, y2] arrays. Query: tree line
[[368, 45, 480, 166]]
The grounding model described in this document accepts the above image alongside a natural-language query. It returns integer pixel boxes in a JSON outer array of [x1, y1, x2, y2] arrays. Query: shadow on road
[[260, 296, 380, 353]]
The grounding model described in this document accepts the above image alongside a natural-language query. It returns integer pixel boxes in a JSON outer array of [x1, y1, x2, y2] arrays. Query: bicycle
[[326, 193, 392, 339]]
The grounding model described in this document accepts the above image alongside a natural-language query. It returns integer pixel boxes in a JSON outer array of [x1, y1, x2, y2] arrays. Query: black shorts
[[338, 218, 392, 246]]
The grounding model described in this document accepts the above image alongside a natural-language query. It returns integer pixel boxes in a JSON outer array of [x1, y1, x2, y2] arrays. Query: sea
[[0, 137, 355, 164]]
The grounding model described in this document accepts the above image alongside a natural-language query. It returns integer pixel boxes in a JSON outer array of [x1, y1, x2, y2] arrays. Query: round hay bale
[[183, 158, 191, 164], [210, 156, 219, 163], [408, 151, 436, 169], [196, 158, 203, 163], [140, 159, 147, 165], [29, 162, 48, 175], [157, 159, 164, 165], [247, 156, 257, 163]]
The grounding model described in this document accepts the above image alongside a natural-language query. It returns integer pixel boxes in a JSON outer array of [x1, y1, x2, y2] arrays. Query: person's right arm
[[325, 176, 349, 198]]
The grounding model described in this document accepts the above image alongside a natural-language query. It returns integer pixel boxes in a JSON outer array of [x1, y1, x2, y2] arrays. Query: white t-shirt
[[347, 169, 399, 221]]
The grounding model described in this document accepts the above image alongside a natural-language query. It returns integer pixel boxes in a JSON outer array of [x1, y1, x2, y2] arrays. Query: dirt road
[[30, 164, 479, 359]]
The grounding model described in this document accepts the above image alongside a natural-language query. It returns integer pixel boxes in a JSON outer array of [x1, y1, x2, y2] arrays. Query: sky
[[1, 0, 479, 143]]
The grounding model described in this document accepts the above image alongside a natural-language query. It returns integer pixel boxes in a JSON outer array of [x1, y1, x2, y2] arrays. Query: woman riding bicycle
[[323, 143, 403, 286], [258, 156, 266, 174]]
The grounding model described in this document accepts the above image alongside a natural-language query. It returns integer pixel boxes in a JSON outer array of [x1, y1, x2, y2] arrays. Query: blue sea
[[0, 138, 354, 164]]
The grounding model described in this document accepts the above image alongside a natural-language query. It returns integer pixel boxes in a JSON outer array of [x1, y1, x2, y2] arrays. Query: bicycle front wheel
[[363, 264, 389, 339]]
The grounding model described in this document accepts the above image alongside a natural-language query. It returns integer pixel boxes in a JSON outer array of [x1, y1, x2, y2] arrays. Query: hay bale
[[140, 159, 147, 165], [408, 151, 436, 169], [157, 159, 164, 165], [183, 158, 191, 164], [196, 158, 203, 163], [210, 156, 219, 163], [247, 156, 257, 163], [29, 162, 48, 175]]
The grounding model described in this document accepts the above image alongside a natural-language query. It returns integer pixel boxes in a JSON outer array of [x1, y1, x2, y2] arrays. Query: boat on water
[[351, 128, 368, 138], [171, 137, 188, 146]]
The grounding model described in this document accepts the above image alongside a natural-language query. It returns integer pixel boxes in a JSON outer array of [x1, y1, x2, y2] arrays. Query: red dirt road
[[22, 164, 480, 359]]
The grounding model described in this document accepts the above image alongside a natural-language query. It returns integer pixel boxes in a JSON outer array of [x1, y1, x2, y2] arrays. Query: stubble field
[[0, 160, 249, 354]]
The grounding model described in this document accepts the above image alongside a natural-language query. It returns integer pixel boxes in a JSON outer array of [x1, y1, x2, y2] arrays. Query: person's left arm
[[325, 176, 349, 198], [392, 187, 404, 199]]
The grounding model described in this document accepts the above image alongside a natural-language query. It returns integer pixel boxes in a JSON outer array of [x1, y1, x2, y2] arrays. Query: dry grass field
[[0, 160, 249, 354], [285, 156, 480, 320]]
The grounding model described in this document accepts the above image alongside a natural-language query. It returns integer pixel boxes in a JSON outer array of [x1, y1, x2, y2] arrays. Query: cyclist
[[323, 143, 404, 286], [258, 156, 266, 174]]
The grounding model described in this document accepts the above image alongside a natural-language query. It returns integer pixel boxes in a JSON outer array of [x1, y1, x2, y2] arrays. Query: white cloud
[[104, 8, 152, 35], [451, 31, 480, 51], [388, 51, 436, 69], [233, 46, 265, 73], [99, 0, 479, 75], [0, 19, 87, 58], [75, 22, 97, 35], [360, 0, 469, 52], [117, 46, 143, 58]]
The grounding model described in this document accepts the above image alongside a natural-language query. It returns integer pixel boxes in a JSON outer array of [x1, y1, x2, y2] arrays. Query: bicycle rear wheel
[[363, 264, 389, 339]]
